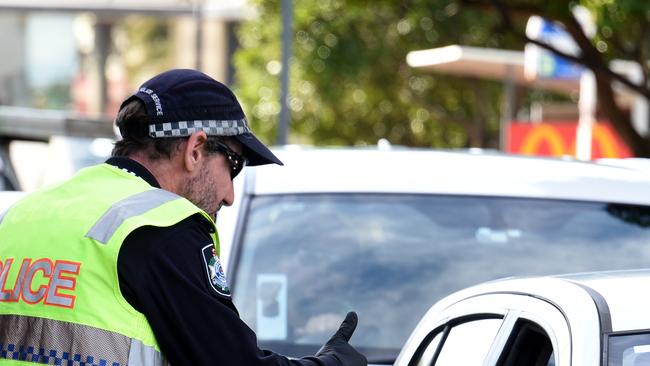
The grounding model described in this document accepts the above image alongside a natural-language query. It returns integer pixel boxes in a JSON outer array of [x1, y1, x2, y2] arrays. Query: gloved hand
[[315, 312, 367, 366]]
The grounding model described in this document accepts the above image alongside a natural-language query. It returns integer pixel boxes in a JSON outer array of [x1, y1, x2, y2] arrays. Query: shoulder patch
[[201, 244, 231, 297]]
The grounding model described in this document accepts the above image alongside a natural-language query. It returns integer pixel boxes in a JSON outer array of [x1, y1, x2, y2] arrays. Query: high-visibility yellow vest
[[0, 163, 218, 366]]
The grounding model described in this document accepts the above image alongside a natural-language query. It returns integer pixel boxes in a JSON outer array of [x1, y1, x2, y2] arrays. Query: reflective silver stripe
[[128, 339, 168, 366], [0, 314, 130, 365], [86, 189, 181, 244]]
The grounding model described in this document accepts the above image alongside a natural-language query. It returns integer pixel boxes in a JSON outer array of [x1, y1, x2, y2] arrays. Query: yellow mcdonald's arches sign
[[592, 124, 620, 158], [508, 122, 632, 159], [520, 124, 567, 156]]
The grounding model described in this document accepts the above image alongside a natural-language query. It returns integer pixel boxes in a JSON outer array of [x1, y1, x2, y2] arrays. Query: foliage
[[582, 0, 650, 75], [462, 0, 650, 156], [233, 0, 524, 148], [116, 16, 173, 87], [30, 83, 72, 109]]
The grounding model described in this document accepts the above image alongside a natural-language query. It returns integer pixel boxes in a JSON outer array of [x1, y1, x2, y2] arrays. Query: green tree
[[117, 16, 173, 87], [233, 0, 524, 148], [462, 0, 650, 156]]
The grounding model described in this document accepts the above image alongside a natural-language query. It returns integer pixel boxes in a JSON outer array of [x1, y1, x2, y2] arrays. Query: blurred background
[[1, 0, 649, 191]]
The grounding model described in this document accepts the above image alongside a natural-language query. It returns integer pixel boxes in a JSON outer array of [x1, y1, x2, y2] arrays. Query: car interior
[[496, 320, 554, 366]]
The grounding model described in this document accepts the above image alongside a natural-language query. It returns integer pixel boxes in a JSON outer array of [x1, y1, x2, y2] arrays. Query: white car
[[215, 146, 650, 364], [596, 158, 650, 173], [0, 191, 25, 215], [395, 269, 650, 366]]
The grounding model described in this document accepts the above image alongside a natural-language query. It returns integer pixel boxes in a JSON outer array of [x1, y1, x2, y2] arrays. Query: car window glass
[[497, 320, 554, 366], [415, 330, 444, 366], [434, 318, 502, 366], [608, 332, 650, 366], [232, 194, 650, 361]]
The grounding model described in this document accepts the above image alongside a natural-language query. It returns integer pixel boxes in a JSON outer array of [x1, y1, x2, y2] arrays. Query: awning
[[406, 45, 580, 94]]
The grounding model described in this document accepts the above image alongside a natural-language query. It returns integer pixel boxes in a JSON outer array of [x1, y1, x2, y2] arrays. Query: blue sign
[[538, 51, 584, 80], [526, 16, 585, 80]]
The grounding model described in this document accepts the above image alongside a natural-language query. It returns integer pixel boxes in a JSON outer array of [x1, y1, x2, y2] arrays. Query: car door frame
[[398, 292, 574, 366]]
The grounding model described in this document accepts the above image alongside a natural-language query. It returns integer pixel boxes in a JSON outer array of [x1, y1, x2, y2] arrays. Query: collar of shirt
[[105, 157, 161, 188]]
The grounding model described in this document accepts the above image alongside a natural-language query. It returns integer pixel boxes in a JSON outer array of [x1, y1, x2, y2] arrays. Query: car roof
[[245, 147, 650, 205], [430, 269, 650, 333], [596, 157, 650, 173]]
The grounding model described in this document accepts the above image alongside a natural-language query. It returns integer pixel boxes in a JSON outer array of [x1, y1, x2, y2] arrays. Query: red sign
[[508, 121, 632, 159]]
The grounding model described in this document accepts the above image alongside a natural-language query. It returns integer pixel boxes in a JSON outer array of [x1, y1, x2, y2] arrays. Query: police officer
[[0, 69, 367, 366]]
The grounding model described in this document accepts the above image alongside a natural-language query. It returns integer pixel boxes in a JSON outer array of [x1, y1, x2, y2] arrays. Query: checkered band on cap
[[148, 119, 251, 138]]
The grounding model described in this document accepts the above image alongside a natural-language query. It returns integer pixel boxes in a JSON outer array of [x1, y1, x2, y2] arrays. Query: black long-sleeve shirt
[[108, 157, 337, 366]]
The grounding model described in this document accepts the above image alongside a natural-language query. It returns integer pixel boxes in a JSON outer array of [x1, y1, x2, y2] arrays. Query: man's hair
[[112, 99, 229, 160]]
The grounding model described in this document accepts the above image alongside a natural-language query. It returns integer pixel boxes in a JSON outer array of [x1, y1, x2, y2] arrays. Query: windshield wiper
[[366, 356, 397, 365]]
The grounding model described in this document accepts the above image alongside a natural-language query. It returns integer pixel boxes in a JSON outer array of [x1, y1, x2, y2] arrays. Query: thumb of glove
[[331, 311, 358, 343], [315, 312, 366, 366]]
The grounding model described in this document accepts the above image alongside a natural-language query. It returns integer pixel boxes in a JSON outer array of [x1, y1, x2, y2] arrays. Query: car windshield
[[231, 194, 650, 363], [608, 332, 650, 366]]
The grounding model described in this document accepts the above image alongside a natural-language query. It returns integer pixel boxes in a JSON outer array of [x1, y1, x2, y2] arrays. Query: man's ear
[[183, 131, 208, 172]]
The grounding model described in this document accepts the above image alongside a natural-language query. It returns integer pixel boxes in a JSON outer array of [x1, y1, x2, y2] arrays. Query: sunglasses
[[211, 140, 246, 179]]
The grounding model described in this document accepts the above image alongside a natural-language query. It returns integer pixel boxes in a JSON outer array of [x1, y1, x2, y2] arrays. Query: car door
[[402, 294, 572, 366], [413, 316, 505, 366]]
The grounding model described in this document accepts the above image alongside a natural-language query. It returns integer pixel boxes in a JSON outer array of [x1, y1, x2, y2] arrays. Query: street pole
[[576, 71, 596, 160], [277, 0, 292, 145], [94, 21, 111, 115], [500, 65, 515, 151], [194, 1, 203, 71], [0, 138, 20, 190]]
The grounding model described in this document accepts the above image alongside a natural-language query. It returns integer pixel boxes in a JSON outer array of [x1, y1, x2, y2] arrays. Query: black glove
[[315, 312, 368, 366]]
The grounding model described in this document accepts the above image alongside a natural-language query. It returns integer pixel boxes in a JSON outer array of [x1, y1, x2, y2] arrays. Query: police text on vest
[[0, 258, 81, 308]]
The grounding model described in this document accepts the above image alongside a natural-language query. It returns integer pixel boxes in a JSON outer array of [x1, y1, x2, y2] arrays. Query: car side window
[[435, 318, 503, 365], [412, 317, 503, 366], [415, 329, 445, 366], [608, 332, 650, 366], [496, 320, 555, 366]]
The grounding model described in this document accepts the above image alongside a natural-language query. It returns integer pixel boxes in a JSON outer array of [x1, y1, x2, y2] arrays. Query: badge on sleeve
[[201, 244, 231, 297]]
